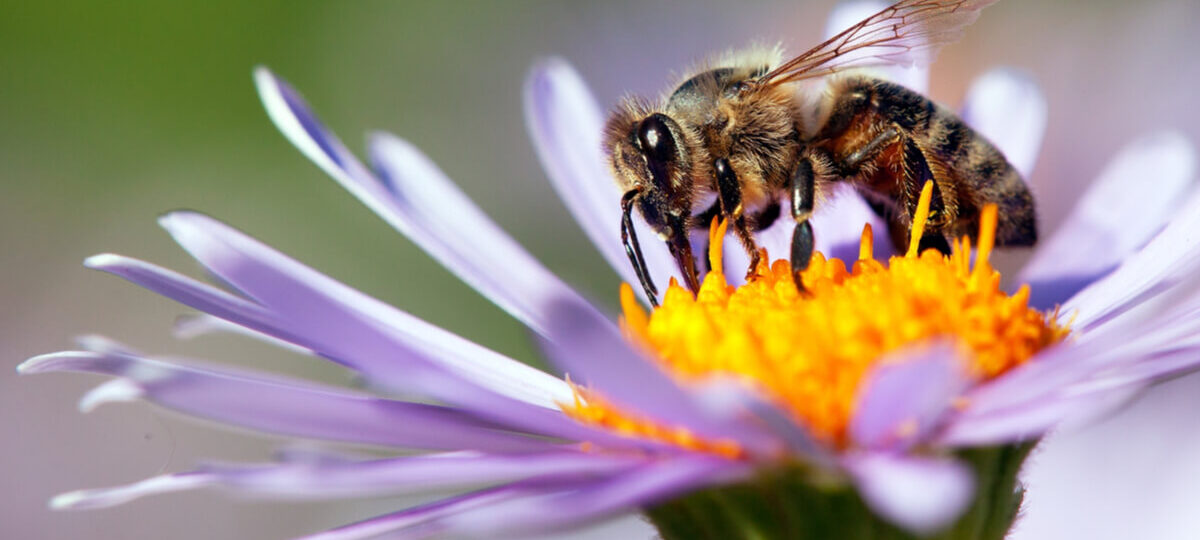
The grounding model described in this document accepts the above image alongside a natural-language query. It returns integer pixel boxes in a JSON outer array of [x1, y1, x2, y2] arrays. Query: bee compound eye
[[637, 113, 678, 165]]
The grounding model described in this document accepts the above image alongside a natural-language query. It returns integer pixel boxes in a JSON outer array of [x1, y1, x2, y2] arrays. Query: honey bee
[[605, 0, 1036, 305]]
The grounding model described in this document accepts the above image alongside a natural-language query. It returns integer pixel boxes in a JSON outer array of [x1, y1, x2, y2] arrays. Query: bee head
[[604, 101, 701, 295], [603, 104, 694, 237]]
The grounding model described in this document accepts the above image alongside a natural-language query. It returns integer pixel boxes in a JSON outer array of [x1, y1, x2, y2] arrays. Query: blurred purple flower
[[20, 2, 1200, 539]]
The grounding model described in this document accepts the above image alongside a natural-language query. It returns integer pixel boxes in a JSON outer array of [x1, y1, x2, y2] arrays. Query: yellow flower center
[[564, 182, 1068, 456]]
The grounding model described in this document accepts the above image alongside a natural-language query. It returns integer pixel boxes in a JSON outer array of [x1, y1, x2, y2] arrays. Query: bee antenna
[[620, 188, 659, 307]]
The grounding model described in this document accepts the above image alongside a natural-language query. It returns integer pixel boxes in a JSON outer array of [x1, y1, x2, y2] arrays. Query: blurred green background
[[4, 1, 1200, 538]]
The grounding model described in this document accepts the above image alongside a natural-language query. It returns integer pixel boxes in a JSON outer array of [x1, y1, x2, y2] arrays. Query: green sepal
[[644, 443, 1034, 540]]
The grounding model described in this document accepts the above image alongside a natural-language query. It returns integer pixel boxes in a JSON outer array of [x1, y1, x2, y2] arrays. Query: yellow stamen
[[564, 202, 1068, 455], [906, 180, 935, 258], [858, 223, 874, 261]]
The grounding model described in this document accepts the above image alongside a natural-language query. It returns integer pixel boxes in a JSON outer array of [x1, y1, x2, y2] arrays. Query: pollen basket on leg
[[568, 206, 1068, 453]]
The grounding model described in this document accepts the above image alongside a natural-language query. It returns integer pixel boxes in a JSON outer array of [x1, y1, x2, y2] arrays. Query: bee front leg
[[713, 158, 762, 280], [790, 158, 816, 293]]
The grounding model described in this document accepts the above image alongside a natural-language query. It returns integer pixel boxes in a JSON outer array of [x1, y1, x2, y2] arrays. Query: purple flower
[[21, 2, 1200, 539]]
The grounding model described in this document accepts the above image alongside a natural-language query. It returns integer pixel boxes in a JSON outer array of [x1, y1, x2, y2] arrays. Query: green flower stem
[[644, 443, 1035, 540]]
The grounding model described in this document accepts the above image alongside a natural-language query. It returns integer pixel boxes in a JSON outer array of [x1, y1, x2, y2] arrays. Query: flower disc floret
[[567, 184, 1069, 449]]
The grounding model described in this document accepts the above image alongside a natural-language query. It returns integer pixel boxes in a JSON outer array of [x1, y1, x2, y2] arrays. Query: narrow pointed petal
[[48, 450, 644, 509], [367, 132, 599, 336], [850, 342, 969, 451], [960, 68, 1047, 178], [84, 253, 285, 339], [443, 456, 751, 537], [842, 453, 974, 535], [300, 487, 520, 540], [158, 211, 573, 410], [19, 351, 555, 452], [938, 384, 1142, 447], [824, 1, 929, 94], [256, 68, 592, 336], [539, 298, 783, 455], [942, 314, 1200, 446], [174, 313, 315, 356], [84, 248, 653, 447], [524, 59, 683, 300], [1022, 132, 1197, 309], [1062, 184, 1200, 331]]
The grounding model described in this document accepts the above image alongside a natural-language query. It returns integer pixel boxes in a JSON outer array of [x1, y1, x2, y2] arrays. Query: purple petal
[[942, 317, 1200, 447], [88, 244, 664, 449], [960, 68, 1047, 179], [84, 253, 284, 340], [158, 211, 573, 410], [524, 58, 682, 301], [812, 185, 893, 263], [442, 455, 751, 537], [690, 378, 832, 464], [174, 313, 315, 356], [1063, 185, 1200, 332], [252, 67, 378, 195], [299, 487, 519, 540], [1021, 132, 1197, 309], [255, 68, 592, 337], [366, 132, 600, 337], [538, 298, 784, 455], [19, 351, 556, 453], [938, 384, 1142, 447], [850, 342, 970, 451], [824, 1, 930, 94], [47, 450, 644, 509], [842, 453, 974, 535]]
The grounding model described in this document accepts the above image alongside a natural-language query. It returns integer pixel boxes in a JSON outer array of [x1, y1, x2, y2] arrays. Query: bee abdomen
[[929, 111, 1037, 246]]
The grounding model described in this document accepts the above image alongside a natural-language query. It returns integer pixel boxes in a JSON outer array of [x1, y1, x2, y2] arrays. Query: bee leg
[[713, 158, 761, 280], [839, 126, 899, 174], [898, 135, 952, 255], [690, 200, 722, 273], [790, 158, 816, 292]]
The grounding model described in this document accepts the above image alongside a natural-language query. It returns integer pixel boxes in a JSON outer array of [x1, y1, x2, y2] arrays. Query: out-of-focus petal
[[19, 351, 555, 452], [1062, 184, 1200, 331], [940, 316, 1200, 446], [441, 455, 751, 538], [538, 298, 783, 456], [812, 185, 892, 263], [48, 450, 644, 508], [823, 1, 930, 94], [1011, 372, 1200, 540], [960, 68, 1047, 179], [691, 378, 831, 463], [938, 382, 1142, 447], [1021, 132, 1197, 309], [850, 342, 969, 451], [300, 487, 519, 540], [842, 453, 974, 535], [524, 58, 683, 301], [173, 313, 315, 356], [255, 68, 592, 336]]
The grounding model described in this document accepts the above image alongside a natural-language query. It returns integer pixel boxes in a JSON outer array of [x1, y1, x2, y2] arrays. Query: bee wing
[[759, 0, 999, 86]]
